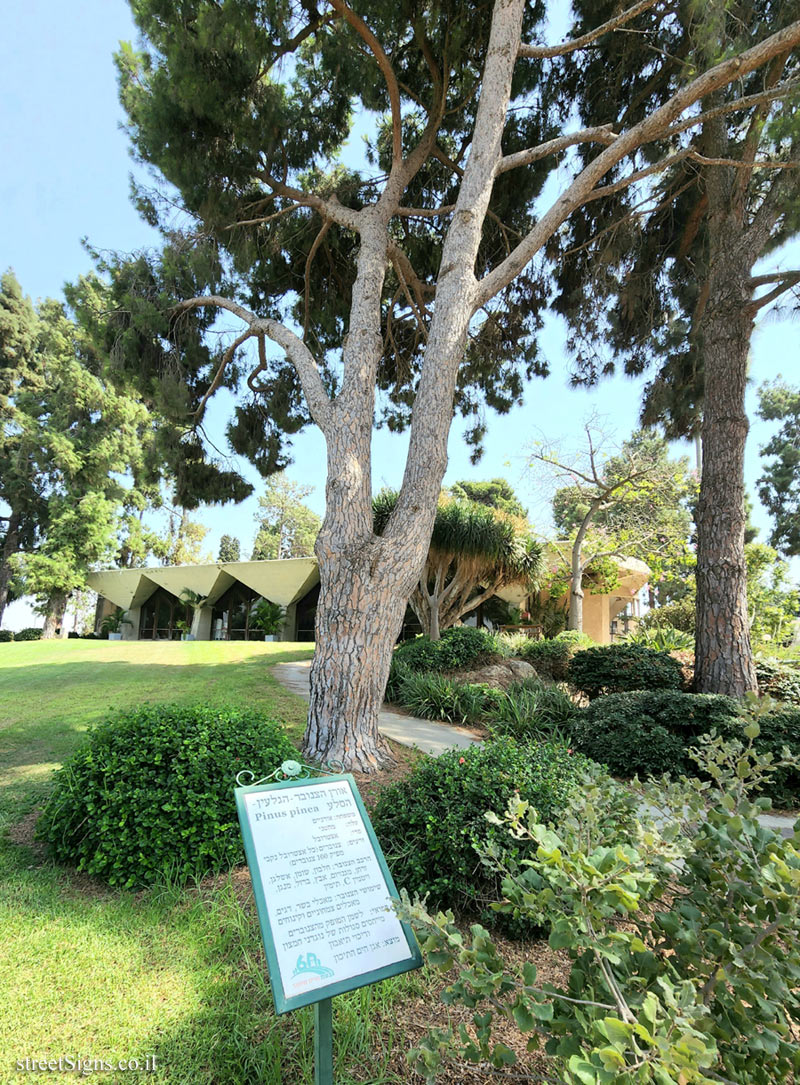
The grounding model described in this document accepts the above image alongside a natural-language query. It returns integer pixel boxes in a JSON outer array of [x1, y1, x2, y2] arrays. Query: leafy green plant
[[568, 642, 684, 699], [627, 624, 694, 651], [756, 658, 800, 705], [388, 670, 498, 726], [372, 738, 590, 926], [513, 636, 580, 681], [489, 678, 578, 741], [408, 730, 800, 1084], [393, 626, 497, 673], [38, 703, 299, 887], [0, 630, 13, 642], [569, 689, 744, 778], [14, 626, 42, 641], [251, 599, 285, 636], [100, 608, 131, 635], [640, 596, 696, 634]]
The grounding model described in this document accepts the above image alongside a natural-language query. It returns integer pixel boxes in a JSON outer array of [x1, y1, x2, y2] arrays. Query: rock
[[450, 659, 537, 690]]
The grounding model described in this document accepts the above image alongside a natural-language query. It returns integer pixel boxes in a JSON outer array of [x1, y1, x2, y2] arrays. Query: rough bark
[[304, 542, 411, 771], [0, 511, 21, 629], [694, 248, 758, 695], [42, 592, 68, 640]]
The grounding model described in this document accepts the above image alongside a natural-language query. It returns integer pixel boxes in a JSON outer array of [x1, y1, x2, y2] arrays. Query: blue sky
[[1, 1, 796, 624]]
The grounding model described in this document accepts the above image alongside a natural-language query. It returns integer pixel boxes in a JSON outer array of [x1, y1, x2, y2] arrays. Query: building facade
[[88, 553, 650, 645]]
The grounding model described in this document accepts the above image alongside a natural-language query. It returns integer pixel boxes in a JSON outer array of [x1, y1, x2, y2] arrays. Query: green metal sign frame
[[235, 772, 422, 1017]]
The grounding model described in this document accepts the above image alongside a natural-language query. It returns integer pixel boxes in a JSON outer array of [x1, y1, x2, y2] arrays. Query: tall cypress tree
[[548, 0, 800, 694]]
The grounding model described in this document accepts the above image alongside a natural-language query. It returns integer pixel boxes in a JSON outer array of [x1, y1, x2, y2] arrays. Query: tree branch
[[257, 169, 361, 230], [496, 126, 619, 174], [174, 295, 333, 432], [519, 0, 660, 59], [476, 18, 800, 308], [663, 79, 800, 139], [748, 272, 800, 313], [329, 0, 403, 166]]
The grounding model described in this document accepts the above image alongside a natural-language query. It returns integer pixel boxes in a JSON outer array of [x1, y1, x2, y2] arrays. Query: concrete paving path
[[273, 660, 798, 837], [272, 659, 480, 756]]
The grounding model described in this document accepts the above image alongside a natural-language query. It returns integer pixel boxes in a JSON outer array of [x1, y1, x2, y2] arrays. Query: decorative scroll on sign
[[235, 773, 421, 1014]]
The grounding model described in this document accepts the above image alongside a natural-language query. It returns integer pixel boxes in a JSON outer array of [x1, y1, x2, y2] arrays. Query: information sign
[[235, 773, 422, 1014]]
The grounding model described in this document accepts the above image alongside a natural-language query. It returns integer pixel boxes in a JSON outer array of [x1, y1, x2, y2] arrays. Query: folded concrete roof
[[87, 557, 320, 611]]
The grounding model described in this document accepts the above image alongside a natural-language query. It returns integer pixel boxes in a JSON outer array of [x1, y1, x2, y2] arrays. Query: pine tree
[[547, 0, 800, 693], [100, 0, 800, 765], [218, 534, 241, 562]]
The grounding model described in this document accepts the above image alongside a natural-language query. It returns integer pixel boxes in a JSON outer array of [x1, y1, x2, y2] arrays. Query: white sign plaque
[[236, 774, 421, 1013]]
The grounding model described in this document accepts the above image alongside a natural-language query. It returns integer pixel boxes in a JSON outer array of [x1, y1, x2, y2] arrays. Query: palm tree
[[374, 492, 544, 641]]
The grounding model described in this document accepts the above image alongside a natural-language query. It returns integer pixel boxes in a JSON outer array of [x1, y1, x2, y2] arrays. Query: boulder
[[450, 659, 537, 690]]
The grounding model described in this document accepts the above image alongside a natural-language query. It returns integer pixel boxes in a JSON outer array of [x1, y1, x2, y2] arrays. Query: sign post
[[234, 760, 421, 1084]]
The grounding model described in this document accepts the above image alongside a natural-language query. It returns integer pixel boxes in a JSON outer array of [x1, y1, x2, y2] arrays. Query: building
[[88, 552, 650, 644]]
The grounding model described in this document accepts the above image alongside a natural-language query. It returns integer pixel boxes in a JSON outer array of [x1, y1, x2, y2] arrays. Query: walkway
[[273, 660, 798, 837], [272, 659, 480, 756]]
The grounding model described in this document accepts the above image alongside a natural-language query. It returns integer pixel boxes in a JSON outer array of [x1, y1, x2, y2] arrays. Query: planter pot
[[264, 634, 276, 642], [181, 634, 195, 642], [108, 632, 123, 641]]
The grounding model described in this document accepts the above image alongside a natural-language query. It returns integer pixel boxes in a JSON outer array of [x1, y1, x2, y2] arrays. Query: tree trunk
[[0, 511, 21, 629], [694, 261, 757, 695], [304, 545, 410, 771], [42, 592, 68, 639], [568, 571, 583, 631]]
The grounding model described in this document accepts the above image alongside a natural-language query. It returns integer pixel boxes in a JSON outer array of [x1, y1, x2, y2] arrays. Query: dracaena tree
[[104, 0, 800, 769], [546, 0, 800, 695], [373, 489, 543, 640]]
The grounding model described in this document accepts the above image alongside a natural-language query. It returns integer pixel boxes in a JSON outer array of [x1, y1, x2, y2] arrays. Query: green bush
[[568, 642, 684, 699], [38, 703, 299, 887], [640, 596, 696, 633], [748, 706, 800, 807], [756, 658, 800, 705], [372, 738, 590, 923], [554, 629, 593, 647], [409, 735, 800, 1084], [15, 627, 42, 641], [569, 690, 744, 778], [0, 630, 13, 642], [628, 624, 694, 651], [516, 637, 572, 680], [393, 626, 497, 673], [489, 678, 578, 741]]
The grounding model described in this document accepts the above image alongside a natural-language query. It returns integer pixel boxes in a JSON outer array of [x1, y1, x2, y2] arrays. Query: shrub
[[0, 630, 13, 642], [569, 689, 744, 777], [568, 641, 684, 699], [640, 596, 696, 633], [489, 679, 578, 742], [554, 629, 593, 647], [393, 626, 497, 673], [15, 627, 42, 641], [372, 738, 590, 923], [516, 637, 572, 680], [628, 624, 694, 651], [409, 734, 800, 1085], [749, 705, 800, 807], [756, 658, 800, 705], [38, 703, 299, 887]]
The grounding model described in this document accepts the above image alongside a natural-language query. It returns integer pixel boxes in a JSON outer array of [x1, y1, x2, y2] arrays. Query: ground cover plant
[[39, 703, 299, 887], [372, 738, 591, 927], [408, 731, 800, 1084]]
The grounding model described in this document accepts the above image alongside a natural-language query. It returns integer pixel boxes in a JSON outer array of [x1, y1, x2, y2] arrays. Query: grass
[[0, 640, 433, 1084]]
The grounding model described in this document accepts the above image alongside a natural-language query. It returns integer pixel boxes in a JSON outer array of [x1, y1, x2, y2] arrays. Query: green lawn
[[0, 640, 429, 1085]]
